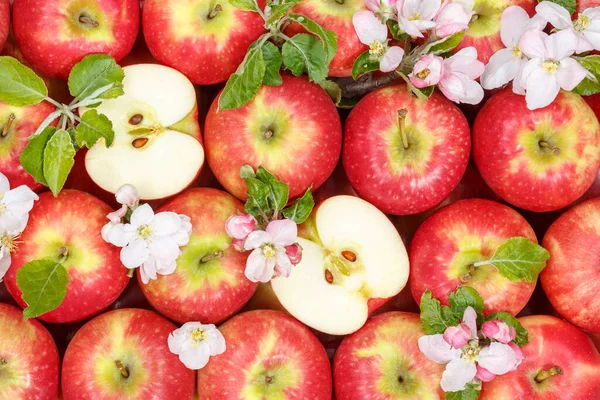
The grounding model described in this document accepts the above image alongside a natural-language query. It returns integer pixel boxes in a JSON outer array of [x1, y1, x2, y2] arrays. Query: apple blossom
[[443, 323, 472, 348], [168, 322, 226, 370], [536, 2, 600, 53], [0, 217, 22, 282], [440, 47, 485, 104], [115, 184, 139, 207], [434, 0, 473, 38], [482, 320, 516, 344], [107, 205, 128, 224], [225, 214, 256, 240], [0, 172, 39, 232], [366, 0, 398, 22], [409, 54, 444, 87], [353, 10, 405, 72], [397, 0, 441, 38]]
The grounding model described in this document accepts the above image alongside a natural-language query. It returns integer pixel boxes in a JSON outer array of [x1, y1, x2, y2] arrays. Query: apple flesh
[[410, 198, 537, 316], [204, 75, 342, 201], [334, 312, 445, 399], [4, 190, 129, 323], [473, 88, 600, 212], [197, 310, 332, 400], [62, 308, 195, 400], [84, 63, 204, 200], [480, 315, 600, 399], [0, 303, 60, 400], [344, 84, 471, 215], [271, 195, 409, 335], [0, 0, 8, 51], [12, 0, 139, 79]]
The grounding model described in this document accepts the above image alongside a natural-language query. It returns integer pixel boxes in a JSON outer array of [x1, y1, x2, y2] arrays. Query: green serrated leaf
[[75, 109, 114, 148], [574, 55, 600, 96], [486, 312, 530, 347], [262, 41, 283, 86], [68, 54, 124, 101], [43, 129, 76, 196], [240, 164, 256, 179], [16, 259, 69, 319], [265, 0, 301, 25], [420, 291, 459, 335], [352, 50, 379, 80], [256, 166, 289, 210], [387, 20, 407, 41], [229, 0, 259, 11], [20, 126, 56, 185], [244, 177, 271, 217], [539, 0, 576, 15], [288, 14, 338, 64], [478, 237, 550, 283], [445, 384, 481, 400], [422, 32, 466, 56], [282, 187, 314, 224], [448, 286, 484, 320], [0, 56, 48, 106], [319, 80, 342, 106], [282, 33, 328, 83]]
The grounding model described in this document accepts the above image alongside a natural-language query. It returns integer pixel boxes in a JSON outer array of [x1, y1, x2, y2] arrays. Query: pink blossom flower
[[225, 214, 256, 240], [434, 0, 473, 38], [115, 184, 139, 207], [443, 323, 471, 348], [438, 47, 485, 104], [397, 0, 441, 38], [482, 320, 516, 344], [353, 10, 405, 72], [409, 54, 444, 87], [285, 243, 303, 265], [509, 342, 524, 369]]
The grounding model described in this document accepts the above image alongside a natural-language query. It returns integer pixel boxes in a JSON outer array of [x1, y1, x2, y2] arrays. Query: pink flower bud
[[443, 324, 471, 349], [232, 238, 246, 252], [482, 320, 516, 344], [115, 184, 139, 206], [285, 243, 303, 265], [476, 365, 497, 382], [107, 205, 127, 224], [508, 342, 524, 369], [409, 54, 444, 89], [225, 214, 256, 240]]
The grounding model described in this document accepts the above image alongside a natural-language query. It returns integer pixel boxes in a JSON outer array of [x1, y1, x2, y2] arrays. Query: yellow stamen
[[408, 12, 421, 21], [138, 225, 152, 239], [262, 244, 276, 258], [543, 60, 559, 74], [574, 14, 590, 31], [416, 68, 431, 79], [191, 328, 206, 342], [369, 40, 386, 58], [0, 233, 19, 253], [511, 45, 522, 59]]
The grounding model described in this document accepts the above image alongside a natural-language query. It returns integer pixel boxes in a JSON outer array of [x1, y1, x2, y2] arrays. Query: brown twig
[[340, 72, 399, 98]]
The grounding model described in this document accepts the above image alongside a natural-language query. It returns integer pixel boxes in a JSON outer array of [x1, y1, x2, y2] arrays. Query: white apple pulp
[[271, 195, 409, 335]]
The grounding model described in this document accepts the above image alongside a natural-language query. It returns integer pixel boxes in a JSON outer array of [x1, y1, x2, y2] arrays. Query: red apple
[[204, 75, 342, 200], [590, 333, 600, 352], [473, 88, 600, 212], [4, 190, 129, 323], [0, 303, 60, 399], [334, 312, 445, 399], [410, 198, 538, 316], [143, 0, 266, 85], [343, 84, 470, 215], [12, 0, 139, 79], [0, 0, 8, 51], [541, 198, 600, 333], [139, 188, 257, 324], [480, 315, 600, 399], [196, 310, 332, 399], [577, 0, 600, 14], [62, 308, 195, 400]]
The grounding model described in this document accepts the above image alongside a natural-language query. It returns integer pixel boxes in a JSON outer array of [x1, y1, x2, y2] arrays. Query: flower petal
[[353, 10, 388, 45], [274, 249, 293, 278], [168, 327, 187, 354], [149, 236, 180, 261], [556, 57, 588, 91], [130, 203, 154, 227], [509, 342, 525, 368], [121, 239, 150, 269], [582, 26, 600, 50], [535, 1, 574, 30], [245, 248, 274, 283], [481, 49, 521, 90], [179, 341, 211, 370], [2, 185, 39, 217], [399, 16, 425, 37], [155, 257, 177, 275], [225, 214, 256, 240], [546, 29, 579, 60], [366, 0, 380, 12], [439, 72, 484, 104], [0, 173, 10, 194], [244, 230, 272, 250], [107, 205, 128, 224], [440, 358, 477, 392], [418, 334, 462, 363], [152, 212, 181, 236], [380, 46, 405, 72], [105, 223, 137, 247], [445, 47, 484, 79], [205, 326, 227, 356], [420, 0, 442, 20], [115, 184, 139, 206], [266, 219, 298, 247], [476, 365, 497, 382], [524, 67, 560, 110], [478, 342, 518, 375], [519, 29, 548, 59], [0, 252, 11, 282], [139, 256, 157, 284], [501, 5, 533, 47], [462, 306, 477, 338], [443, 324, 471, 348]]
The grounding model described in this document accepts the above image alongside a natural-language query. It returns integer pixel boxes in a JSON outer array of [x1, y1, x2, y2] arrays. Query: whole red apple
[[204, 75, 342, 200], [4, 190, 130, 323], [12, 0, 140, 79], [344, 84, 470, 215], [480, 315, 600, 399], [410, 198, 537, 316], [473, 88, 600, 212], [143, 0, 266, 85], [0, 0, 8, 51], [541, 198, 600, 333], [197, 310, 332, 399], [62, 308, 195, 400], [0, 303, 60, 399]]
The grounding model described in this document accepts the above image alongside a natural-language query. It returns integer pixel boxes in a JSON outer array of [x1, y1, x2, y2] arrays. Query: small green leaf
[[68, 54, 124, 100], [240, 164, 256, 179], [352, 50, 379, 80], [43, 129, 76, 196], [448, 286, 484, 320], [255, 166, 289, 210], [319, 80, 342, 106], [17, 259, 69, 319], [445, 384, 481, 400], [387, 20, 407, 41], [219, 39, 267, 111], [0, 56, 48, 106], [486, 312, 530, 347], [288, 14, 338, 64], [282, 33, 328, 83], [574, 55, 600, 96], [20, 126, 56, 185], [479, 237, 550, 283], [244, 177, 271, 217], [262, 41, 283, 86], [420, 290, 459, 335], [75, 109, 115, 148], [539, 0, 575, 15], [229, 0, 259, 11], [282, 187, 314, 224], [422, 32, 465, 56], [265, 0, 301, 25]]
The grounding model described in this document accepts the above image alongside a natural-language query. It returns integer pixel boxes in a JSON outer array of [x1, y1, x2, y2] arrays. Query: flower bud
[[115, 184, 139, 207], [285, 243, 303, 266], [232, 238, 246, 252], [482, 320, 516, 344], [225, 214, 256, 240], [508, 342, 524, 369], [107, 205, 128, 224], [443, 323, 471, 349]]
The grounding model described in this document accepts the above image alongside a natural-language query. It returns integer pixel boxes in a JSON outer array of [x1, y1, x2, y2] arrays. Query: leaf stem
[[473, 260, 489, 267], [44, 97, 63, 108]]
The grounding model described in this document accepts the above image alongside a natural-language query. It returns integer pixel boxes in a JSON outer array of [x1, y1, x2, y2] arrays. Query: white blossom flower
[[536, 2, 600, 53], [0, 217, 22, 282], [366, 0, 398, 22], [353, 10, 405, 72], [0, 173, 38, 232], [434, 0, 473, 38], [168, 322, 226, 370], [397, 0, 441, 38]]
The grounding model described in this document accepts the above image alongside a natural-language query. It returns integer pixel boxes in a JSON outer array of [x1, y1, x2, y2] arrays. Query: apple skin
[[61, 308, 195, 400], [0, 303, 60, 400], [410, 198, 538, 316], [197, 310, 332, 400], [344, 84, 470, 215], [285, 0, 367, 77], [12, 0, 140, 80], [480, 315, 600, 399], [4, 190, 130, 323], [334, 312, 445, 400], [139, 188, 257, 324], [473, 88, 600, 212], [0, 0, 8, 51], [540, 198, 600, 333], [143, 0, 266, 85], [205, 75, 342, 201], [0, 100, 56, 191]]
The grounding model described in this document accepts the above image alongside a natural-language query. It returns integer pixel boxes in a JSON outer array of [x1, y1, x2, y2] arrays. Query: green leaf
[[288, 14, 338, 64], [265, 0, 301, 26], [387, 20, 407, 41], [255, 166, 289, 211], [422, 32, 466, 56], [574, 55, 600, 96], [244, 177, 271, 217], [229, 0, 259, 11], [68, 54, 124, 101], [75, 109, 114, 148], [448, 286, 484, 319], [20, 126, 56, 185], [445, 384, 481, 400], [319, 80, 342, 106], [486, 312, 530, 347], [219, 39, 267, 111], [420, 290, 459, 335], [0, 56, 48, 106], [352, 51, 379, 80], [43, 129, 76, 196], [16, 259, 69, 319], [479, 237, 550, 283], [282, 187, 314, 224], [262, 41, 283, 86], [282, 33, 328, 83], [539, 0, 575, 15], [240, 164, 256, 179]]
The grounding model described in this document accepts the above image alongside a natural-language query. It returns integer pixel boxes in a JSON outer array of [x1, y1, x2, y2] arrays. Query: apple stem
[[114, 360, 130, 378], [1, 113, 15, 138], [265, 376, 274, 384], [538, 141, 561, 156], [470, 14, 479, 23], [334, 0, 345, 4], [78, 15, 99, 28], [208, 4, 223, 19], [534, 366, 562, 383], [459, 264, 475, 283], [0, 358, 6, 366], [200, 251, 225, 263], [127, 268, 135, 277], [397, 109, 409, 149]]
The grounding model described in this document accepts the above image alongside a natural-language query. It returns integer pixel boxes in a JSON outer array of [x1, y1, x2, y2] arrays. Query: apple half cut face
[[271, 195, 409, 335], [84, 64, 204, 200]]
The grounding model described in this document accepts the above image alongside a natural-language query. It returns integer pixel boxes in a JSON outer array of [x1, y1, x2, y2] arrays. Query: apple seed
[[341, 250, 357, 262], [129, 114, 143, 125], [132, 137, 149, 148], [325, 269, 334, 284]]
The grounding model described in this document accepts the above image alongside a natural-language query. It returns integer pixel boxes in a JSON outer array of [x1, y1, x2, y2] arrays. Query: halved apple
[[271, 195, 409, 335], [84, 64, 204, 200]]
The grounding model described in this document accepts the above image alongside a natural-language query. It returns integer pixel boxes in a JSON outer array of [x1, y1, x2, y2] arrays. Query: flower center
[[191, 328, 206, 343], [574, 14, 590, 31], [416, 68, 431, 79], [461, 340, 481, 363], [408, 12, 421, 21], [138, 224, 153, 239], [369, 40, 386, 58], [0, 233, 18, 253], [543, 60, 560, 74], [262, 244, 276, 258], [511, 45, 522, 59]]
